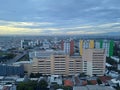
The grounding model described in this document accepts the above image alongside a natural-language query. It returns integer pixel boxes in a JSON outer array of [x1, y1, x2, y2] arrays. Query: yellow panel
[[90, 40, 94, 48], [80, 40, 83, 56]]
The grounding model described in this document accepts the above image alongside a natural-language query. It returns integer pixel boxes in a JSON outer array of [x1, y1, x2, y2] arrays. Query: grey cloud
[[0, 0, 120, 35]]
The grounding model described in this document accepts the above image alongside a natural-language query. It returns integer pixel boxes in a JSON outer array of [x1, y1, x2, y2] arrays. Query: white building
[[64, 42, 70, 54], [49, 75, 62, 85]]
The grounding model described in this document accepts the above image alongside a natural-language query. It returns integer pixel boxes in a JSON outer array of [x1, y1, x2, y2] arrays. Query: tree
[[36, 73, 42, 78], [87, 80, 92, 85], [30, 73, 35, 78], [79, 72, 87, 77], [52, 83, 59, 90], [17, 81, 37, 90], [30, 73, 42, 78], [106, 57, 117, 65], [63, 86, 73, 90], [38, 79, 48, 88], [114, 83, 120, 90], [97, 78, 102, 85], [4, 53, 15, 59]]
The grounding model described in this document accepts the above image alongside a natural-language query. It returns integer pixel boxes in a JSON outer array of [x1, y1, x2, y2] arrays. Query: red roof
[[82, 81, 87, 86], [90, 80, 97, 85], [99, 76, 112, 83], [64, 80, 73, 87]]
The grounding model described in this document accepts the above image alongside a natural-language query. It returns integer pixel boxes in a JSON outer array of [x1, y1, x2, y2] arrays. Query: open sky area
[[0, 0, 120, 35]]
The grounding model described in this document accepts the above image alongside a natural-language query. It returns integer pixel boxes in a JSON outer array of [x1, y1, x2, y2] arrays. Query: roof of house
[[82, 81, 87, 86], [64, 80, 73, 87], [99, 76, 112, 83], [73, 85, 115, 90], [89, 80, 97, 85]]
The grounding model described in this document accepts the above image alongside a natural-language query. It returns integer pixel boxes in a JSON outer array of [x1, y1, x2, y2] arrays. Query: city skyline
[[0, 0, 120, 35]]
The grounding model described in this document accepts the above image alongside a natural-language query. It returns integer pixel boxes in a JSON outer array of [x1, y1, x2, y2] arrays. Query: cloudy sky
[[0, 0, 120, 35]]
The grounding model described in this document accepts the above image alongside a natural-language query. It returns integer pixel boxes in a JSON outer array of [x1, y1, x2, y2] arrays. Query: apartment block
[[79, 40, 114, 57], [79, 40, 94, 56], [29, 49, 105, 76], [30, 51, 82, 76], [95, 40, 114, 57], [82, 49, 106, 76], [61, 40, 74, 55], [69, 56, 82, 75]]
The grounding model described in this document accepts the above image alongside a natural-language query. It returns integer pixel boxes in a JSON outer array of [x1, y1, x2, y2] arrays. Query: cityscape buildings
[[79, 40, 94, 56], [0, 36, 119, 90], [0, 0, 120, 89], [28, 49, 106, 76], [79, 40, 114, 57]]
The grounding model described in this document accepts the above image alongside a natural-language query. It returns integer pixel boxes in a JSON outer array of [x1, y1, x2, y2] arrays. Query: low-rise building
[[73, 85, 115, 90], [0, 64, 24, 77], [49, 75, 62, 85]]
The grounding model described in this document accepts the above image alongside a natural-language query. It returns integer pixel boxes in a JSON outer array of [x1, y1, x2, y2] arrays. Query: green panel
[[109, 40, 114, 56], [100, 40, 103, 48]]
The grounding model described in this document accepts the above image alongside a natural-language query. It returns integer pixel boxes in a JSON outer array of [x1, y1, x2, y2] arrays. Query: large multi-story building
[[79, 40, 94, 56], [28, 49, 105, 76], [95, 40, 114, 57], [80, 40, 114, 57], [82, 49, 106, 76], [61, 40, 74, 55], [30, 51, 82, 76]]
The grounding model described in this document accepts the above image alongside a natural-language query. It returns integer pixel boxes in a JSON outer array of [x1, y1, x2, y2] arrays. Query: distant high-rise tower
[[80, 40, 83, 56], [61, 40, 74, 55], [95, 40, 114, 57], [79, 40, 94, 56], [70, 40, 74, 55], [61, 40, 64, 50], [21, 40, 24, 49], [89, 40, 94, 48]]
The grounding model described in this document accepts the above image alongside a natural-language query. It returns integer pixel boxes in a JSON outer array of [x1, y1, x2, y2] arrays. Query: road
[[6, 51, 27, 64]]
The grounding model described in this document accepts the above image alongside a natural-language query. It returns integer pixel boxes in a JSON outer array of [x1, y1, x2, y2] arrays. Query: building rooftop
[[64, 80, 74, 87], [50, 75, 62, 85], [0, 76, 4, 80], [73, 85, 115, 90], [16, 78, 24, 82], [29, 50, 67, 59], [98, 76, 112, 83]]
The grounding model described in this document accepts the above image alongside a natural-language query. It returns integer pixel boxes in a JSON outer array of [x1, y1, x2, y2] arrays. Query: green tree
[[5, 53, 16, 59], [79, 72, 87, 77], [87, 80, 92, 85], [38, 79, 48, 88], [53, 83, 59, 89], [30, 73, 35, 78], [17, 81, 37, 90], [63, 86, 72, 90], [97, 78, 102, 85]]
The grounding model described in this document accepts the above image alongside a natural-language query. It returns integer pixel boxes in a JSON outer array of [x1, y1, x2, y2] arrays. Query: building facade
[[61, 40, 74, 55], [82, 49, 106, 76], [79, 40, 94, 56], [29, 49, 105, 76], [31, 52, 82, 76], [80, 40, 114, 57], [0, 64, 24, 76]]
